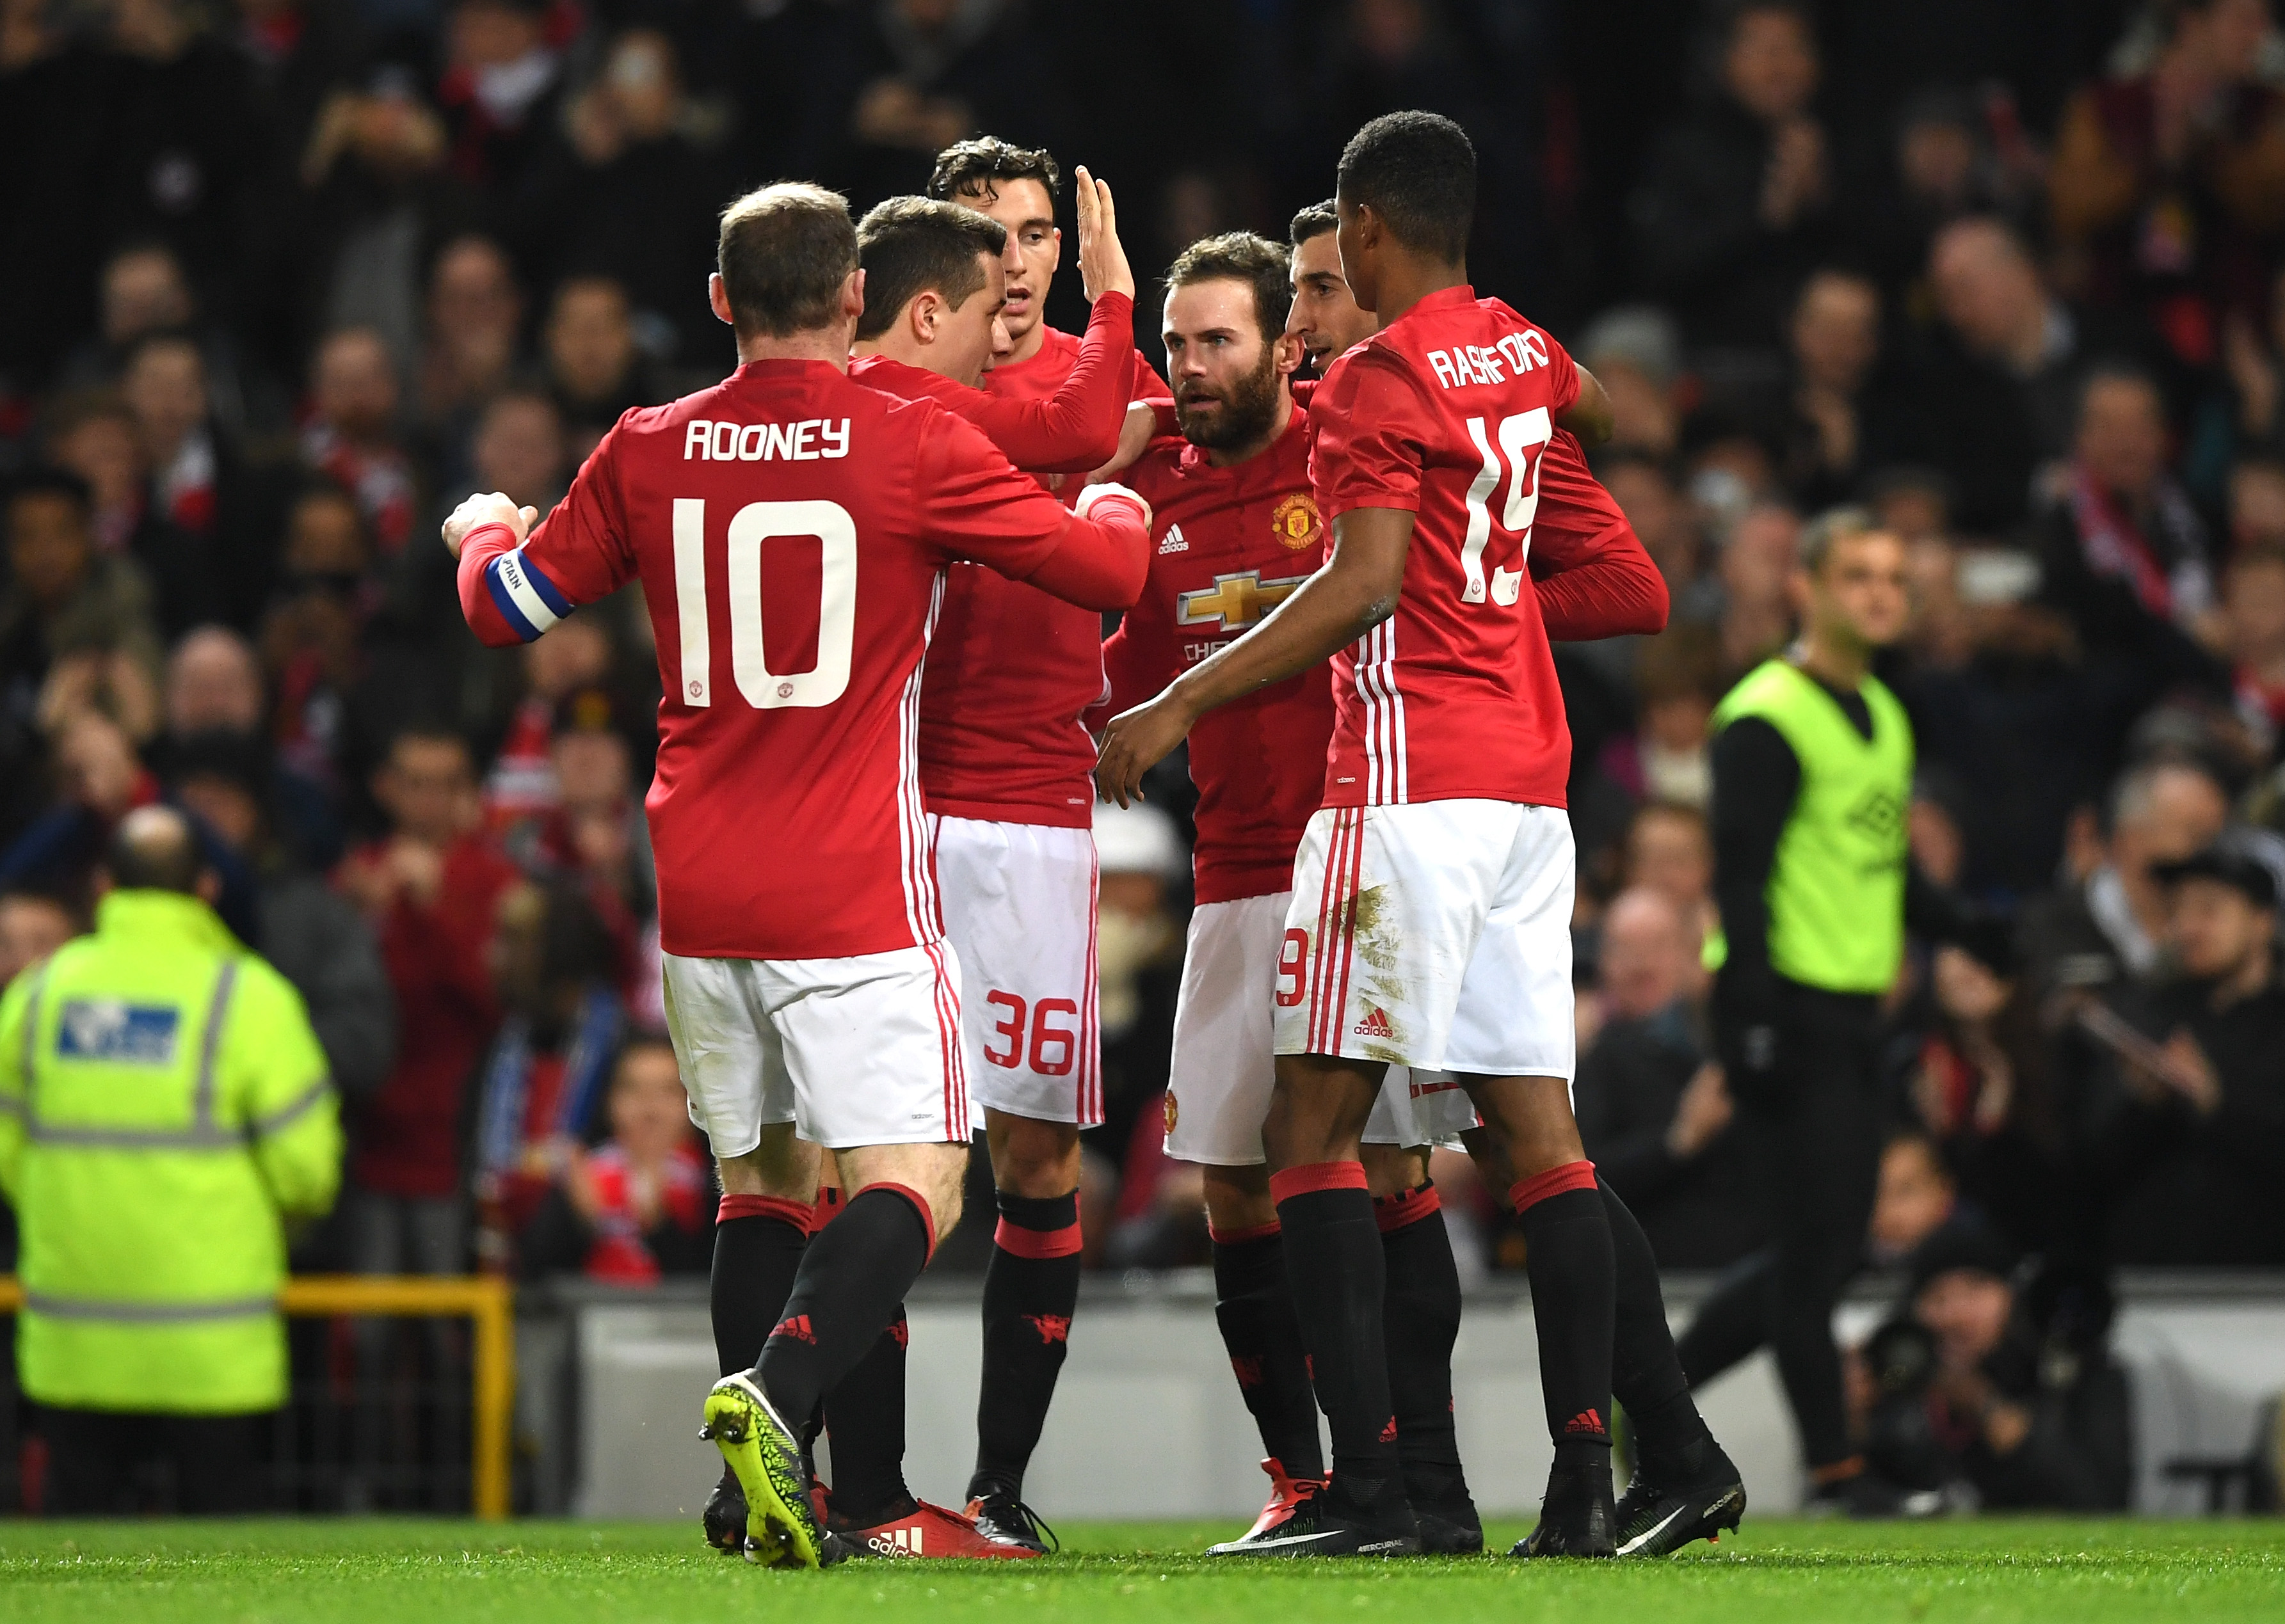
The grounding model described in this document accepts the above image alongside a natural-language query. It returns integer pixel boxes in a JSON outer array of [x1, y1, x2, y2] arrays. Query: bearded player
[[443, 182, 1153, 1568], [1100, 114, 1740, 1557], [910, 136, 1173, 1550]]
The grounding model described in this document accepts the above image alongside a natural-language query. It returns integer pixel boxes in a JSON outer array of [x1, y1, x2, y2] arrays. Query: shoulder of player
[[850, 353, 967, 407]]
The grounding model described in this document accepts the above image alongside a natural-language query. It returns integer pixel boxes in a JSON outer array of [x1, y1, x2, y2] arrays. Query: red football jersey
[[1105, 404, 1333, 904], [455, 358, 1144, 960], [917, 327, 1175, 828], [1310, 286, 1581, 809]]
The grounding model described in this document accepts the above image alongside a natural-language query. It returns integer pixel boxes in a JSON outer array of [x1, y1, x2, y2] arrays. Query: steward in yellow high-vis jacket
[[0, 806, 341, 1513]]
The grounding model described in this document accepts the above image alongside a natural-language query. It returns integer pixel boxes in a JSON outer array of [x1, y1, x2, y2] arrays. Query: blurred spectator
[[1776, 269, 1905, 512], [552, 31, 730, 366], [2229, 454, 2285, 549], [1894, 944, 2067, 1252], [2080, 834, 2285, 1266], [470, 386, 568, 517], [0, 471, 165, 732], [1855, 1236, 2133, 1510], [2049, 0, 2285, 372], [844, 0, 1044, 202], [2226, 545, 2285, 758], [58, 242, 275, 433], [261, 482, 384, 797], [435, 0, 568, 266], [1578, 306, 1688, 460], [2021, 757, 2230, 1001], [1600, 626, 1724, 811], [2224, 261, 2285, 456], [0, 888, 81, 985], [483, 616, 614, 847], [547, 724, 653, 937], [418, 235, 524, 453], [303, 327, 419, 556], [1098, 800, 1196, 1268], [519, 1036, 710, 1282], [1850, 86, 2033, 303], [42, 390, 218, 636], [1713, 501, 1800, 676], [472, 875, 624, 1269], [166, 726, 396, 1100], [1573, 887, 1758, 1269], [1865, 1129, 1963, 1264], [1631, 0, 1835, 350], [1920, 216, 2126, 530], [158, 623, 339, 866], [335, 726, 520, 1277], [1620, 800, 1717, 951], [1601, 450, 1707, 612], [118, 331, 282, 627], [544, 276, 653, 458]]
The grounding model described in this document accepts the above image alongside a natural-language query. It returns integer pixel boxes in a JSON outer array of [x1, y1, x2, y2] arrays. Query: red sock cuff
[[855, 1181, 939, 1261], [1268, 1160, 1368, 1206], [995, 1216, 1084, 1259], [809, 1186, 845, 1233], [1372, 1182, 1443, 1233], [717, 1193, 814, 1230], [1509, 1159, 1598, 1215], [1208, 1219, 1283, 1246]]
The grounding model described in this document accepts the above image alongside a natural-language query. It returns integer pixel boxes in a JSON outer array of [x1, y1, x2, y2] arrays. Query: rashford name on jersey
[[452, 357, 1145, 962], [1106, 404, 1334, 905], [1310, 285, 1582, 811]]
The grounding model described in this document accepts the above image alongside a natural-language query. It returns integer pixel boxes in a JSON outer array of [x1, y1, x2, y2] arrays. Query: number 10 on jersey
[[671, 498, 856, 709]]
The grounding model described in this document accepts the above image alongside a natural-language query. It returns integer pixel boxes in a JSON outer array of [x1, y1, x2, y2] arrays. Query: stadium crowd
[[1, 0, 2282, 1380]]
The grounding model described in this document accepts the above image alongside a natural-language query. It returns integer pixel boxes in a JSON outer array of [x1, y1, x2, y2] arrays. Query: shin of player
[[927, 138, 1176, 1550], [445, 182, 1153, 1569]]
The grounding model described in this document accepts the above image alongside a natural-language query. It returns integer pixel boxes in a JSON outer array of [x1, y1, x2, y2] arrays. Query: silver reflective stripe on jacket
[[22, 1291, 277, 1322], [19, 961, 250, 1151]]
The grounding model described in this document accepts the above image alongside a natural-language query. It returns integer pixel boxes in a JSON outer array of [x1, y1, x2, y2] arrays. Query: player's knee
[[1201, 1163, 1277, 1234], [1359, 1142, 1429, 1198], [988, 1115, 1082, 1196]]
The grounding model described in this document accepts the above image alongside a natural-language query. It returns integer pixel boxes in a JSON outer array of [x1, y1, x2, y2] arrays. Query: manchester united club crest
[[1271, 491, 1323, 552], [1163, 1091, 1180, 1133]]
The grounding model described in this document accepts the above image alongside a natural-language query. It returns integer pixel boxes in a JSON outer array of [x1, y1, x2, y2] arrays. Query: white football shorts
[[927, 814, 1103, 1129], [1164, 889, 1479, 1166], [1273, 800, 1576, 1079], [660, 943, 968, 1153]]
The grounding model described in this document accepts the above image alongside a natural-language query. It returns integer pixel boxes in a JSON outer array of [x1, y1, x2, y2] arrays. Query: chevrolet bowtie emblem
[[1176, 569, 1311, 630]]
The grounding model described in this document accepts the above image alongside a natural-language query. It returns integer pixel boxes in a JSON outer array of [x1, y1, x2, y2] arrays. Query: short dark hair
[[8, 465, 95, 517], [104, 805, 204, 895], [1166, 232, 1293, 342], [1289, 198, 1338, 247], [854, 197, 1009, 342], [927, 137, 1060, 207], [716, 183, 859, 339], [1337, 111, 1475, 264]]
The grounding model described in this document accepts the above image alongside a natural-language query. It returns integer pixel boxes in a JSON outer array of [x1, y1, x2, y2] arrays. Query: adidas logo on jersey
[[1352, 1006, 1393, 1039], [1157, 524, 1189, 554]]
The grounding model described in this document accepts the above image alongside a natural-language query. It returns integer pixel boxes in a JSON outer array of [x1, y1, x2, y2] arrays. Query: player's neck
[[1003, 317, 1050, 367], [1795, 628, 1871, 691], [1205, 388, 1294, 469], [852, 334, 954, 381], [735, 328, 854, 372], [1370, 257, 1468, 328]]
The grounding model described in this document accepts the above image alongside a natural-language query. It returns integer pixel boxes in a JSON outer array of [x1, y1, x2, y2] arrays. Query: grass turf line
[[3, 1518, 2282, 1623]]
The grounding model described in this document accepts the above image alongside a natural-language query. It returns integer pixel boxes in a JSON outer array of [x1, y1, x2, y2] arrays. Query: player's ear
[[1047, 224, 1062, 274], [910, 291, 938, 344], [841, 268, 866, 324], [1272, 330, 1304, 378], [709, 273, 734, 328]]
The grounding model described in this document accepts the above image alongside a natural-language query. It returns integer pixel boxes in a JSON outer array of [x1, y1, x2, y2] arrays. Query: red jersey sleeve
[[912, 407, 1148, 609], [958, 291, 1135, 472], [1528, 431, 1668, 640], [456, 419, 634, 646], [1129, 346, 1173, 408], [1310, 347, 1436, 518]]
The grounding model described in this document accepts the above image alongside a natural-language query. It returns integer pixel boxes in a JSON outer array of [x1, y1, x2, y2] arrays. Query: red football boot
[[1207, 1458, 1331, 1552], [835, 1497, 1041, 1560]]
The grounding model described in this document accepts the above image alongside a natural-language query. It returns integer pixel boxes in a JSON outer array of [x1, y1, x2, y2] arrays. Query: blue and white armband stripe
[[485, 547, 573, 642]]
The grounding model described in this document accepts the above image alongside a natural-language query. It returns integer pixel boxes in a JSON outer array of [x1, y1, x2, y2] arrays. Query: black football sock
[[1511, 1164, 1615, 1472], [1375, 1184, 1464, 1498], [1210, 1222, 1324, 1479], [1600, 1179, 1712, 1473], [822, 1306, 912, 1527], [710, 1194, 812, 1376], [754, 1186, 933, 1428], [968, 1189, 1082, 1502], [1272, 1162, 1403, 1513]]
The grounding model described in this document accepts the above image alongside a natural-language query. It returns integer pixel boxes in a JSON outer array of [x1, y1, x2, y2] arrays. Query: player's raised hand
[[1073, 165, 1135, 305], [1094, 690, 1195, 808], [442, 491, 538, 557]]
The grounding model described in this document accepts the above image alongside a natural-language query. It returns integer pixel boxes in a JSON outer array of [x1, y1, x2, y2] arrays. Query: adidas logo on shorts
[[1352, 1006, 1393, 1039]]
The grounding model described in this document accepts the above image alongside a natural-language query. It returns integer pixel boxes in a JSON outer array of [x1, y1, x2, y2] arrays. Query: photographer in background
[[1854, 1232, 2131, 1512]]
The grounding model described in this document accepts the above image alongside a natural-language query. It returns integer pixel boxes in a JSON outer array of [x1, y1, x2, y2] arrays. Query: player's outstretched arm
[[1095, 506, 1411, 806], [1071, 165, 1134, 306], [1556, 364, 1616, 448]]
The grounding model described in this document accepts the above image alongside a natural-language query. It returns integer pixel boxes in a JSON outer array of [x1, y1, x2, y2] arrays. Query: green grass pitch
[[4, 1518, 2284, 1623]]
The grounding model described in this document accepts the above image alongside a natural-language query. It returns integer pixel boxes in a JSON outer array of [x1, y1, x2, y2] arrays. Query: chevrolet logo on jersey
[[1177, 570, 1311, 631]]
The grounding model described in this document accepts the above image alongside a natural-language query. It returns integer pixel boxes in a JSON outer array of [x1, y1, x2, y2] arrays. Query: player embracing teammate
[[1100, 113, 1745, 1557]]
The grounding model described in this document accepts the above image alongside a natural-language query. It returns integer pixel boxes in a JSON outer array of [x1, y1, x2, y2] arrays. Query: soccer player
[[1098, 114, 1735, 1557], [918, 136, 1174, 1550], [442, 182, 1153, 1569], [798, 181, 1140, 1560], [1104, 230, 1482, 1553]]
